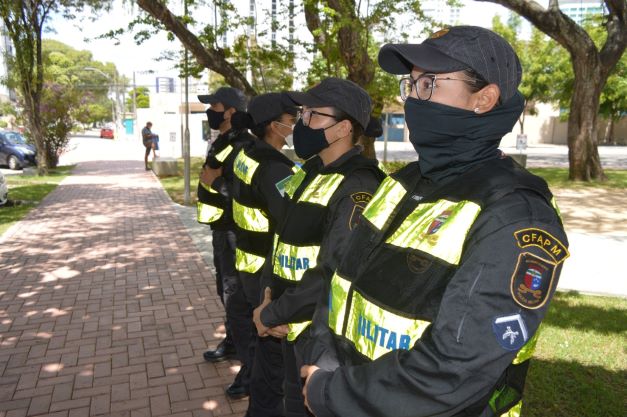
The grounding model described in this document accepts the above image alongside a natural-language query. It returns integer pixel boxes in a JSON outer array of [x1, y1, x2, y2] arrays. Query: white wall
[[132, 92, 211, 159]]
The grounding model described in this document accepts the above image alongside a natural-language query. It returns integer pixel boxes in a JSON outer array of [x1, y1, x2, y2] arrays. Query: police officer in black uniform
[[226, 93, 298, 400], [300, 26, 569, 417], [252, 78, 386, 417], [196, 87, 253, 367]]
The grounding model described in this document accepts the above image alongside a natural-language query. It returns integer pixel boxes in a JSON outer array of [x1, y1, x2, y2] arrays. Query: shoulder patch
[[492, 313, 528, 351], [514, 228, 569, 264], [510, 252, 556, 310], [348, 192, 373, 230], [351, 192, 373, 205]]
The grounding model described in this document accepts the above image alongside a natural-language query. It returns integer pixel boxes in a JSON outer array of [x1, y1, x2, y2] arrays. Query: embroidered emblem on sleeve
[[514, 228, 569, 264], [493, 313, 528, 351], [510, 252, 556, 310], [348, 192, 373, 230]]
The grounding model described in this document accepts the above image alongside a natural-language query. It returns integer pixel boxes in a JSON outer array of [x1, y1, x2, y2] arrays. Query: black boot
[[203, 338, 237, 362], [226, 366, 249, 400]]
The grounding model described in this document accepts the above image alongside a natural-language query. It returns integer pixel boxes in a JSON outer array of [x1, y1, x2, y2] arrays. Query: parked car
[[0, 171, 8, 206], [0, 131, 37, 170], [100, 127, 114, 139]]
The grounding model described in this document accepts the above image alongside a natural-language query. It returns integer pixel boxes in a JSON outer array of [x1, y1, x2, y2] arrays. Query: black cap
[[248, 93, 298, 126], [198, 87, 248, 111], [378, 26, 522, 101], [285, 77, 372, 129]]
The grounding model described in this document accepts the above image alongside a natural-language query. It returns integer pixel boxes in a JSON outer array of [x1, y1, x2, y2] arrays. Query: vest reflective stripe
[[285, 168, 306, 199], [377, 161, 389, 175], [500, 401, 521, 417], [296, 173, 344, 205], [550, 196, 563, 221], [386, 199, 481, 266], [287, 321, 311, 342], [200, 181, 218, 194], [488, 329, 540, 415], [197, 202, 224, 223], [328, 273, 352, 336], [363, 177, 407, 230], [235, 247, 266, 274], [233, 200, 269, 232], [273, 236, 320, 281], [513, 326, 540, 365], [234, 149, 260, 185], [215, 144, 234, 162], [346, 290, 430, 361]]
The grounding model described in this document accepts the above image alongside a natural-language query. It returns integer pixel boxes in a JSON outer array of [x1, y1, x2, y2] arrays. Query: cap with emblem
[[285, 77, 372, 129], [198, 87, 248, 111], [378, 26, 522, 101]]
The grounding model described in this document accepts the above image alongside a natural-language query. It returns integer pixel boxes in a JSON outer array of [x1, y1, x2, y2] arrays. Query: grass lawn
[[0, 166, 73, 236], [157, 157, 204, 205], [524, 291, 626, 417], [528, 167, 627, 189]]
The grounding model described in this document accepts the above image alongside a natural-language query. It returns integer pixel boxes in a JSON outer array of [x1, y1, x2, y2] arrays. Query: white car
[[0, 171, 7, 206]]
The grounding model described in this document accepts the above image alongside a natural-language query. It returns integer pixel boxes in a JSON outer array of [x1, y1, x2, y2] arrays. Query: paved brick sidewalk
[[0, 160, 246, 416]]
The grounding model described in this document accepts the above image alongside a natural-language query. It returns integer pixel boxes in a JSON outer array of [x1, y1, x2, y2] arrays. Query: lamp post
[[84, 67, 118, 134]]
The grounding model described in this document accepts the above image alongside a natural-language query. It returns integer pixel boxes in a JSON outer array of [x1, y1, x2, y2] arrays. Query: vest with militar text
[[326, 157, 563, 417], [268, 153, 385, 341]]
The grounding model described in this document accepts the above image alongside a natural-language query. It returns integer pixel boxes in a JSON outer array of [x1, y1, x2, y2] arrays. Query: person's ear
[[269, 121, 283, 136], [472, 84, 500, 114], [332, 119, 353, 140]]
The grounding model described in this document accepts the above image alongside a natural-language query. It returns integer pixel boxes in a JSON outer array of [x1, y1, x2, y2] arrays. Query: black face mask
[[207, 109, 225, 130], [292, 119, 330, 160], [404, 92, 524, 182]]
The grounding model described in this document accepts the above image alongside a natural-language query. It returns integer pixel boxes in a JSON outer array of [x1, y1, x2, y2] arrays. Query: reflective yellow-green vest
[[326, 158, 562, 416], [196, 130, 254, 226], [232, 143, 295, 275], [267, 154, 385, 341]]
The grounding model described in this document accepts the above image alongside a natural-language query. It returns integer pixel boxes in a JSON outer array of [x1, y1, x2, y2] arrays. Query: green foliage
[[42, 39, 116, 126], [0, 1, 114, 172], [491, 15, 571, 129], [126, 87, 150, 111], [39, 82, 76, 167], [492, 12, 625, 131], [229, 35, 295, 92], [0, 165, 73, 235]]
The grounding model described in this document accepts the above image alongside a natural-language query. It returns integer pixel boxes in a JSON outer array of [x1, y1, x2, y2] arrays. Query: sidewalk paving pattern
[[0, 136, 625, 416], [0, 159, 246, 416]]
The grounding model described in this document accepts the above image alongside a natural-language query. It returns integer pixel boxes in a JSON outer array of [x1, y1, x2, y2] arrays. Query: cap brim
[[197, 94, 218, 104], [285, 91, 330, 108], [378, 43, 467, 74]]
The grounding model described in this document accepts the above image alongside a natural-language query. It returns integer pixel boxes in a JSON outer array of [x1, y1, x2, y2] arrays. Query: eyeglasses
[[399, 73, 481, 101], [297, 109, 337, 127]]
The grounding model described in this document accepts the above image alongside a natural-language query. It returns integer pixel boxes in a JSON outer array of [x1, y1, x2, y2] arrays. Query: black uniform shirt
[[304, 168, 569, 417], [260, 147, 384, 328]]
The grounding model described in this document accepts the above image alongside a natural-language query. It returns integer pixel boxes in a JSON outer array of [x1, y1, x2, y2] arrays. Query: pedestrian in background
[[141, 121, 158, 170]]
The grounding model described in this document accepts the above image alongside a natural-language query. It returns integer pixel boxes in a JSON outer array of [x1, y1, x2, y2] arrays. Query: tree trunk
[[567, 55, 606, 181], [603, 117, 615, 144], [135, 0, 255, 97]]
